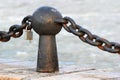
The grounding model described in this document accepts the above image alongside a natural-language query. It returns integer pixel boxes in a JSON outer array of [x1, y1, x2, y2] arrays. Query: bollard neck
[[37, 35, 59, 72]]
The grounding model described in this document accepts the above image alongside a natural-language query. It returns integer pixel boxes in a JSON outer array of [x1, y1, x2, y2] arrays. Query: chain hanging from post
[[55, 17, 120, 54], [0, 15, 32, 42], [1, 6, 120, 73]]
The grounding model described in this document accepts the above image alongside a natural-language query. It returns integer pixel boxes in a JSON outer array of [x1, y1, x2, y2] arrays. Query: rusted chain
[[0, 15, 32, 42], [55, 17, 120, 54]]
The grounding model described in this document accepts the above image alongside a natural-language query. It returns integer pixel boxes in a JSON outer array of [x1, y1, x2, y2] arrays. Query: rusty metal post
[[31, 6, 62, 72]]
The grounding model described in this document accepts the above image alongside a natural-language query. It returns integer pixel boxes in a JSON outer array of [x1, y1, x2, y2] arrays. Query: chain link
[[1, 14, 120, 54], [0, 15, 32, 42], [55, 17, 120, 54]]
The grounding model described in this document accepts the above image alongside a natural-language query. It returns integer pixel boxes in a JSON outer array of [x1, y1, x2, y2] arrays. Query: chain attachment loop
[[22, 15, 32, 30]]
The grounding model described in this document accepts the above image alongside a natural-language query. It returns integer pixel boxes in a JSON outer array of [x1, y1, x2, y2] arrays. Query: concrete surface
[[0, 61, 120, 80]]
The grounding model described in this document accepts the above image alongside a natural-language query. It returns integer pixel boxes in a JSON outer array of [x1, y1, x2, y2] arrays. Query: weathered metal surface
[[55, 17, 120, 54], [37, 35, 59, 72], [32, 6, 62, 72], [32, 6, 62, 35], [0, 15, 32, 42]]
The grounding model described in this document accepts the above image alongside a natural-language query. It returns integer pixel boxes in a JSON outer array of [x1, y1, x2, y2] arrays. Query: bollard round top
[[32, 6, 62, 35]]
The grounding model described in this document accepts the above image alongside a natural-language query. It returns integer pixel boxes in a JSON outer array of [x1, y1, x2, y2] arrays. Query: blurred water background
[[0, 0, 120, 72]]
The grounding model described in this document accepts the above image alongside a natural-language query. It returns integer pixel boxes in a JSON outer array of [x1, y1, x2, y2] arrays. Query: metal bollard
[[31, 6, 62, 72]]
